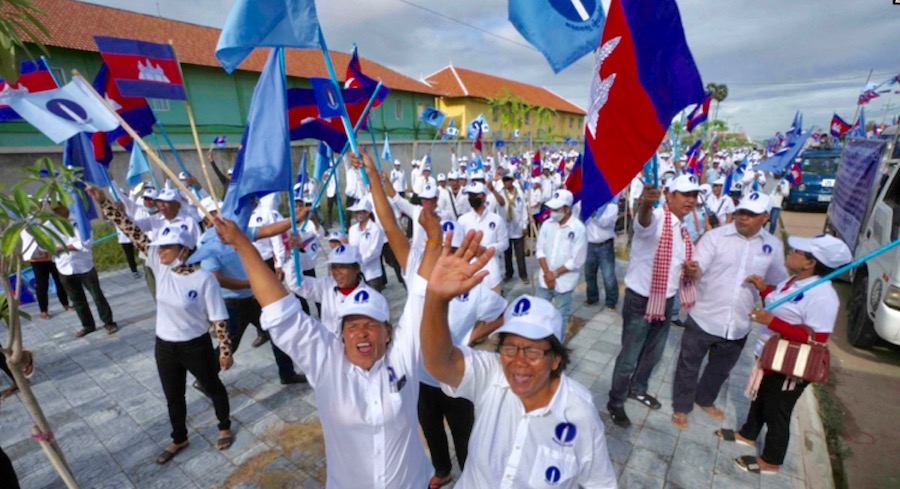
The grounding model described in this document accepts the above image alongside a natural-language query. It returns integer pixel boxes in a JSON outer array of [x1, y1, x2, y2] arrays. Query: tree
[[531, 105, 557, 143], [1, 158, 81, 488], [486, 88, 529, 149], [0, 0, 50, 81], [705, 83, 729, 123]]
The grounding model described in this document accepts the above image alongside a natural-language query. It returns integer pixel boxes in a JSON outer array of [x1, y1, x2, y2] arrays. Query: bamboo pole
[[71, 71, 215, 222]]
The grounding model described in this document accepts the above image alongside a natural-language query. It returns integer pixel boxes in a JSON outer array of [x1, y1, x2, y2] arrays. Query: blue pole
[[367, 125, 383, 172], [765, 238, 900, 311], [332, 155, 346, 234], [155, 123, 202, 200]]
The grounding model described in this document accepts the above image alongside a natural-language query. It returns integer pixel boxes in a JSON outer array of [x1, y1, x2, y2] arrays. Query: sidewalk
[[1, 262, 831, 488]]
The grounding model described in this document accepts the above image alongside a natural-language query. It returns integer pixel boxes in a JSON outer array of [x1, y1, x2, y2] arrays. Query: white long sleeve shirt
[[288, 274, 377, 335], [48, 220, 94, 275], [586, 203, 618, 244], [500, 186, 529, 239], [623, 208, 688, 298], [348, 220, 385, 281], [389, 168, 406, 193], [442, 348, 617, 489], [458, 209, 509, 288], [261, 288, 430, 489], [536, 217, 588, 293], [689, 224, 789, 340]]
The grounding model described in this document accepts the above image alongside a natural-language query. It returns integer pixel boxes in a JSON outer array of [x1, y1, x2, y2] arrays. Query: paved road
[[781, 210, 900, 488]]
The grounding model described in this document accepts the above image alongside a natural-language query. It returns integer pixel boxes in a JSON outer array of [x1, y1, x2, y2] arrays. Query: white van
[[841, 127, 900, 347]]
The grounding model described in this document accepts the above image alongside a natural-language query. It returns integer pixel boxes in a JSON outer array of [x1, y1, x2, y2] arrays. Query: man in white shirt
[[389, 159, 406, 195], [536, 190, 587, 334], [500, 171, 530, 284], [438, 170, 467, 219], [458, 182, 509, 291], [766, 175, 790, 234], [584, 198, 619, 309], [670, 192, 788, 429], [708, 177, 735, 227], [347, 200, 386, 291], [608, 175, 700, 428], [49, 202, 118, 337]]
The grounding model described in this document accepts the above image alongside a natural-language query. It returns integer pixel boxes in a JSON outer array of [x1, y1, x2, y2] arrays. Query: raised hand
[[85, 185, 106, 204], [215, 218, 249, 247], [426, 229, 494, 301]]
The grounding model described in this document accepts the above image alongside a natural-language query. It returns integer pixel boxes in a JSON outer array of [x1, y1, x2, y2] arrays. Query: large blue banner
[[827, 138, 887, 251]]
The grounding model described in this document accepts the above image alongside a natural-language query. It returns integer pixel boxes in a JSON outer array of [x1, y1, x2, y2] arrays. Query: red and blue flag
[[580, 0, 705, 220], [531, 149, 542, 177], [287, 85, 376, 153], [564, 154, 583, 202], [787, 162, 802, 186], [0, 59, 58, 122], [830, 113, 851, 137], [345, 45, 389, 106], [685, 92, 711, 132], [92, 63, 156, 151], [94, 36, 187, 100]]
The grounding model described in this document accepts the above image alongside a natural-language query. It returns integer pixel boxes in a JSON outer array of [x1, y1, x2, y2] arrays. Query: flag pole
[[367, 125, 383, 171], [332, 155, 347, 234], [168, 40, 220, 213], [276, 48, 303, 289], [72, 70, 215, 222], [853, 68, 874, 125]]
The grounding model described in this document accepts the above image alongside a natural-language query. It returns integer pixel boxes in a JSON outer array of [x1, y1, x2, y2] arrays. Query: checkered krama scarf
[[645, 205, 697, 321]]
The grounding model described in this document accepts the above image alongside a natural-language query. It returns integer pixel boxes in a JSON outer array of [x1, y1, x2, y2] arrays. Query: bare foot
[[671, 412, 689, 430], [39, 312, 50, 320], [698, 404, 725, 421]]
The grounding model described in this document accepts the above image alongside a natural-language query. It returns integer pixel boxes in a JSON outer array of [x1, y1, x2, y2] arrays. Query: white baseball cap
[[468, 170, 485, 181], [200, 196, 221, 214], [226, 168, 233, 176], [422, 165, 432, 172], [178, 171, 188, 181], [493, 295, 563, 342], [447, 170, 459, 180], [464, 182, 486, 195], [713, 177, 726, 186], [327, 244, 361, 265], [420, 183, 439, 199], [436, 173, 446, 182], [668, 174, 701, 193], [292, 182, 304, 201], [788, 234, 852, 269], [440, 220, 465, 248], [699, 184, 712, 196], [393, 159, 401, 166], [736, 192, 771, 214], [348, 200, 372, 212], [142, 188, 158, 199], [152, 226, 195, 249], [545, 189, 574, 210], [155, 189, 179, 202], [327, 230, 345, 242], [338, 288, 390, 323]]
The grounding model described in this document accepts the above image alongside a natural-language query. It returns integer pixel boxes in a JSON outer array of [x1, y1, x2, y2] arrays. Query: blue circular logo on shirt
[[442, 221, 455, 233], [791, 293, 804, 303], [310, 243, 318, 252], [256, 216, 263, 223], [187, 290, 198, 300], [568, 231, 575, 240], [162, 227, 171, 236], [762, 244, 773, 255], [489, 222, 496, 230], [354, 290, 370, 304], [512, 297, 531, 317], [554, 422, 577, 444], [545, 466, 562, 484], [180, 224, 187, 231]]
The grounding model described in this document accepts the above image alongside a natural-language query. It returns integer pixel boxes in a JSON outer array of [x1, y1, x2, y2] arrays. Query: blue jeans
[[768, 207, 781, 234], [536, 286, 573, 337], [608, 289, 674, 408], [584, 240, 618, 307]]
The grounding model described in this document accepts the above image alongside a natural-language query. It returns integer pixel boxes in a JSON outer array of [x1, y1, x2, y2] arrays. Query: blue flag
[[419, 107, 445, 128], [467, 114, 488, 140], [216, 0, 322, 73], [126, 143, 151, 188], [382, 134, 392, 162], [64, 132, 110, 188], [723, 157, 747, 194], [313, 141, 331, 181], [443, 118, 458, 141], [309, 77, 345, 119], [67, 186, 94, 243], [296, 151, 309, 186], [467, 156, 484, 174], [221, 49, 292, 231], [186, 228, 234, 265], [848, 108, 866, 138], [509, 0, 606, 73], [755, 132, 811, 174]]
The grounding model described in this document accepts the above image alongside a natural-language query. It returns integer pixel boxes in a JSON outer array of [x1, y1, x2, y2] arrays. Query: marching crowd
[[2, 142, 851, 488]]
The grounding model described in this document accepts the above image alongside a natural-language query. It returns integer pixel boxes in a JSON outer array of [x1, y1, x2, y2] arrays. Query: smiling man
[[421, 230, 616, 488]]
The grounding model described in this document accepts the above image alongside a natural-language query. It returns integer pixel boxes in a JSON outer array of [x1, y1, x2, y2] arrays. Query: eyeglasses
[[498, 344, 552, 360]]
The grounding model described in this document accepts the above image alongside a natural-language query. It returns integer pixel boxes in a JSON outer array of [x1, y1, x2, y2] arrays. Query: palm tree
[[0, 0, 50, 81], [705, 83, 729, 123]]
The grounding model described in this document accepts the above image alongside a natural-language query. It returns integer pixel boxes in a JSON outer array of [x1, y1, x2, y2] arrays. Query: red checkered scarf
[[645, 205, 697, 321]]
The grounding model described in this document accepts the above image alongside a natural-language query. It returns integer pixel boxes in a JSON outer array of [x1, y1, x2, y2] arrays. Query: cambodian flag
[[565, 154, 583, 202], [0, 58, 58, 122], [830, 113, 851, 137], [287, 85, 376, 153], [787, 162, 802, 186], [580, 0, 705, 220], [94, 36, 187, 100], [684, 139, 702, 174], [345, 45, 389, 106], [92, 63, 156, 151], [531, 149, 542, 177], [213, 135, 227, 148], [685, 92, 711, 132]]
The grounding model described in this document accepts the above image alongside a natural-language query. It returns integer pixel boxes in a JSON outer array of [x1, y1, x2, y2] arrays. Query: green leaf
[[2, 222, 24, 257]]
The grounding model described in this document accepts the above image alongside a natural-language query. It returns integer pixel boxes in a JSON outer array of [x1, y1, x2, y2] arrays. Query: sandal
[[428, 474, 453, 489], [156, 441, 189, 465], [671, 412, 689, 430], [217, 431, 234, 450], [715, 429, 754, 447], [628, 392, 661, 410], [105, 324, 119, 335], [74, 327, 96, 338], [734, 455, 778, 474]]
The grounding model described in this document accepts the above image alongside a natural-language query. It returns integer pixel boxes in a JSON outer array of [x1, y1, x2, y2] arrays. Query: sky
[[81, 0, 899, 141]]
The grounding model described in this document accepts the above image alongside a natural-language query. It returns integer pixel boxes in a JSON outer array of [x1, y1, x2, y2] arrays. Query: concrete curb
[[797, 388, 835, 489]]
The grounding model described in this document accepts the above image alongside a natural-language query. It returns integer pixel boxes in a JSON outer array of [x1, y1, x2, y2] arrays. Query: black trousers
[[58, 268, 115, 330], [382, 243, 405, 286], [297, 269, 321, 317], [155, 335, 230, 444], [504, 237, 528, 280], [119, 242, 138, 273], [29, 260, 69, 313], [672, 316, 747, 413], [0, 445, 19, 489], [417, 383, 474, 476], [739, 373, 808, 465]]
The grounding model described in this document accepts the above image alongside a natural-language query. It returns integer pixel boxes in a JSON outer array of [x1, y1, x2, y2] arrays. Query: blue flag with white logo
[[64, 132, 110, 188], [467, 114, 489, 140], [419, 107, 445, 128], [509, 0, 606, 73], [382, 133, 392, 162], [310, 77, 345, 119]]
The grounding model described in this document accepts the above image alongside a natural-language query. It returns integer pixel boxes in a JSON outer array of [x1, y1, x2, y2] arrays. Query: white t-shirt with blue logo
[[149, 251, 228, 342], [754, 275, 839, 356], [443, 349, 617, 489]]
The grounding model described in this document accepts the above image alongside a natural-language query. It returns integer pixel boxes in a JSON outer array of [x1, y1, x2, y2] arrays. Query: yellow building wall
[[434, 97, 584, 142]]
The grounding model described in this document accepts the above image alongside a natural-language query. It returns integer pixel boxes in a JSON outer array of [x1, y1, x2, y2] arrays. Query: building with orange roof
[[423, 64, 585, 147]]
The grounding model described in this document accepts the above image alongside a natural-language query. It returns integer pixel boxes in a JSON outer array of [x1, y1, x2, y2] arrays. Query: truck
[[785, 148, 842, 209], [828, 129, 900, 347]]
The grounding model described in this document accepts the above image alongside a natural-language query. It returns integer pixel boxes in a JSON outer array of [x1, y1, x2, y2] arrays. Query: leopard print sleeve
[[213, 320, 232, 358], [99, 200, 150, 255]]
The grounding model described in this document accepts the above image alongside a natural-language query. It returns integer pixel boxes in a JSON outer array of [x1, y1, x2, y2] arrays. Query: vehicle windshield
[[800, 156, 840, 176]]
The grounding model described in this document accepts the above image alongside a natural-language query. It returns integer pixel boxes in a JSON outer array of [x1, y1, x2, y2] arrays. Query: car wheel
[[847, 269, 878, 348]]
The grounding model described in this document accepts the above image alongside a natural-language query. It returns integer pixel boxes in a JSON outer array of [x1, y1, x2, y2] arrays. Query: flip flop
[[734, 455, 778, 474], [671, 412, 689, 430], [156, 442, 189, 465], [217, 433, 234, 450], [715, 429, 754, 447], [428, 474, 453, 489]]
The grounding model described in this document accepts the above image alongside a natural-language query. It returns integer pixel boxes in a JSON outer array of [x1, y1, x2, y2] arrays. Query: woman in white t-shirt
[[718, 234, 851, 475], [87, 187, 235, 465]]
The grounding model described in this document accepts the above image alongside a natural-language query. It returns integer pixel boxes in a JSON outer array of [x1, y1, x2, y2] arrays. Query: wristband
[[425, 239, 443, 246]]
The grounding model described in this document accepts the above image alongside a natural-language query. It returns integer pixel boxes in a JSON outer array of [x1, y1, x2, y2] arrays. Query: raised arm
[[215, 218, 288, 308], [352, 151, 410, 267], [421, 229, 494, 388], [86, 186, 150, 255]]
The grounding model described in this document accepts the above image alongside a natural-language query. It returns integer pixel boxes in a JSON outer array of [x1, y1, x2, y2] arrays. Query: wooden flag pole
[[168, 40, 220, 214], [72, 70, 215, 222]]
